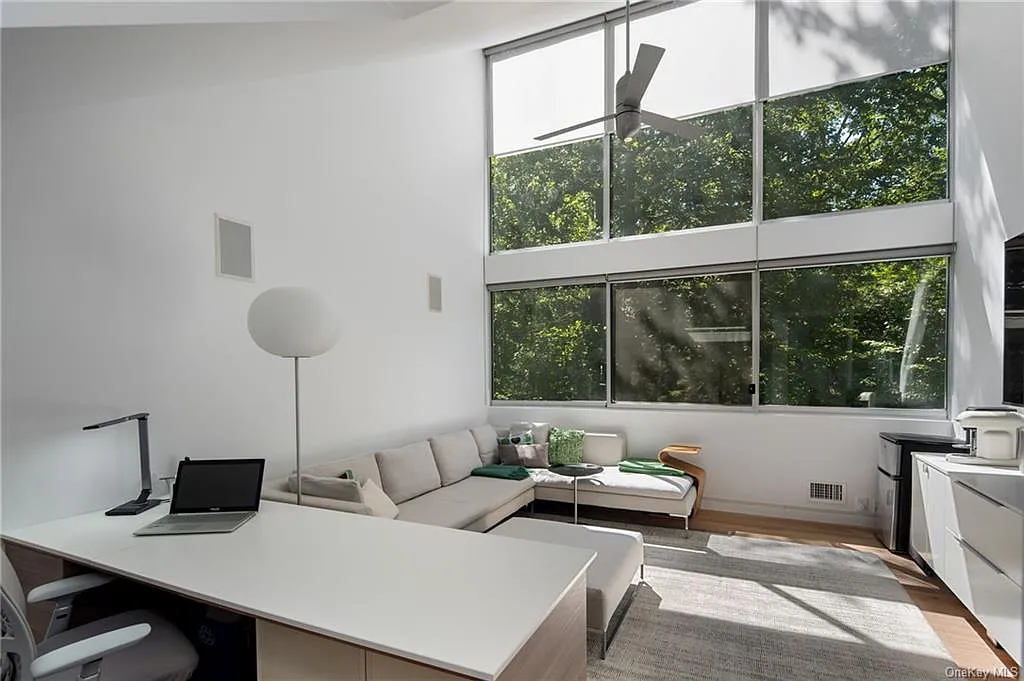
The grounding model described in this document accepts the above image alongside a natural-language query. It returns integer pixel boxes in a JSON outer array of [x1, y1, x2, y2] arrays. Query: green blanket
[[618, 458, 690, 478], [471, 464, 530, 481]]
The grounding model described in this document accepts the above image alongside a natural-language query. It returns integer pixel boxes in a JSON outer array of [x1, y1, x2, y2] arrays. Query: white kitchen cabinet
[[910, 457, 950, 576], [911, 454, 1023, 664]]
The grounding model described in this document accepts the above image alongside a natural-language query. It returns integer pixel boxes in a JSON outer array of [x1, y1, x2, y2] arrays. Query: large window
[[763, 65, 948, 220], [486, 1, 952, 412], [613, 274, 752, 404], [760, 258, 948, 409], [491, 257, 948, 408], [491, 285, 606, 401]]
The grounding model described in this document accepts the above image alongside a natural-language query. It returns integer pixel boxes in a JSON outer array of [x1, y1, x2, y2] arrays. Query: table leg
[[573, 478, 578, 524]]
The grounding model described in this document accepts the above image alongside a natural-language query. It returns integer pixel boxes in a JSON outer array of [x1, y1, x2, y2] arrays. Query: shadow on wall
[[765, 0, 949, 81]]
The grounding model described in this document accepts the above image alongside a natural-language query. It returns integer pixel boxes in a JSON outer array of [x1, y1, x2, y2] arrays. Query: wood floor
[[543, 503, 1021, 678]]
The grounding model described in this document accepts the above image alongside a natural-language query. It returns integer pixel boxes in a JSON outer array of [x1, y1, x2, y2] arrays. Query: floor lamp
[[248, 287, 339, 506]]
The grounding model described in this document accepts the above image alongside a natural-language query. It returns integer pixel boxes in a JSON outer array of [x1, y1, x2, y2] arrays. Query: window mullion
[[751, 269, 761, 413], [602, 19, 614, 243], [605, 280, 613, 408]]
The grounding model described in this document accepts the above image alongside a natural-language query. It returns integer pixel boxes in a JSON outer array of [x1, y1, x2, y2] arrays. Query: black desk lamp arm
[[83, 412, 154, 498]]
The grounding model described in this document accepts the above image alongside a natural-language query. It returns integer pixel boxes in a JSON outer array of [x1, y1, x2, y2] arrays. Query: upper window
[[491, 284, 606, 401], [768, 0, 950, 97], [759, 257, 947, 409], [611, 106, 752, 237], [491, 139, 603, 251], [490, 30, 604, 156], [612, 1, 754, 119], [613, 274, 752, 404], [763, 64, 948, 221]]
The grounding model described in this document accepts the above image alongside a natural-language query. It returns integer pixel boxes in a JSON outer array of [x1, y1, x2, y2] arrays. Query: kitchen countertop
[[914, 453, 1024, 516]]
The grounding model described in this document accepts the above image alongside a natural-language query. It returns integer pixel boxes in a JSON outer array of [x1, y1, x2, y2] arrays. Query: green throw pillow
[[547, 427, 584, 466]]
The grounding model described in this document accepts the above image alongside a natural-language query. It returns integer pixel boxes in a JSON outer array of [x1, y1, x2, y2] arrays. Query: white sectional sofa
[[262, 425, 699, 531]]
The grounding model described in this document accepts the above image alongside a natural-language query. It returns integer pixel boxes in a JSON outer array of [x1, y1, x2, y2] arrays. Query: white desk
[[3, 501, 595, 681]]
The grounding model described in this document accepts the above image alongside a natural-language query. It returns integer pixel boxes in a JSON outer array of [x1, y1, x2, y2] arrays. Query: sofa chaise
[[262, 425, 699, 531]]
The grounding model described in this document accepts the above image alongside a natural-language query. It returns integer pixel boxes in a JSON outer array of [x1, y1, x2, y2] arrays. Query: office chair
[[1, 551, 198, 681]]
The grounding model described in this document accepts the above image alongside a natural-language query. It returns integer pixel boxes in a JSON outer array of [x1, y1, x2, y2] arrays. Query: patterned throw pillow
[[547, 427, 585, 466], [498, 431, 534, 446]]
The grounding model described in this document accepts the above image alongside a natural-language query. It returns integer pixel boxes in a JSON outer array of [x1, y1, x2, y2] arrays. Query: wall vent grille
[[809, 482, 846, 504]]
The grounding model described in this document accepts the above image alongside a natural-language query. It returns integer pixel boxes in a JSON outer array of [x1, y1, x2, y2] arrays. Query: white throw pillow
[[288, 474, 363, 503], [361, 479, 400, 519]]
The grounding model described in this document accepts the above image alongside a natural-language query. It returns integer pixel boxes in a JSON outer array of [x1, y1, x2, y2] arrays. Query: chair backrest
[[2, 551, 38, 680]]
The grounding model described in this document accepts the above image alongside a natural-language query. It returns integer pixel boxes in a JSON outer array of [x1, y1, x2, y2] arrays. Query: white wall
[[949, 0, 1024, 415], [2, 26, 488, 529]]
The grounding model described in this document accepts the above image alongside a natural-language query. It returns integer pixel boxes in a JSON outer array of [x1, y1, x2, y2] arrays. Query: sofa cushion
[[582, 432, 627, 466], [303, 452, 383, 488], [470, 425, 500, 465], [288, 474, 363, 503], [429, 430, 483, 486], [516, 443, 549, 468], [396, 476, 535, 528], [529, 467, 693, 500], [375, 441, 442, 504], [361, 479, 400, 519]]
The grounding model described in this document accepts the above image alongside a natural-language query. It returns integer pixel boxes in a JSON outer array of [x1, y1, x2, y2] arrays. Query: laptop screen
[[171, 459, 266, 513]]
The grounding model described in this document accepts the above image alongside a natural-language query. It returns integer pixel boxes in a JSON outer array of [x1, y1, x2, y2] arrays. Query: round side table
[[548, 463, 604, 524]]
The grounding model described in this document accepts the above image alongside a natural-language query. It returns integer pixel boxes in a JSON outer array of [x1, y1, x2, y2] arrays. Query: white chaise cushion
[[375, 441, 442, 504], [470, 425, 500, 465], [430, 430, 483, 486], [396, 477, 534, 529], [529, 467, 693, 500]]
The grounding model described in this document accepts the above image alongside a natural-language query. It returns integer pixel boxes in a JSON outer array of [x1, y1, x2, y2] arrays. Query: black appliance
[[876, 432, 965, 553]]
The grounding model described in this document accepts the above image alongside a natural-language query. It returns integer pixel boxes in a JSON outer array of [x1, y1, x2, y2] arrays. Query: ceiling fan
[[535, 0, 702, 144]]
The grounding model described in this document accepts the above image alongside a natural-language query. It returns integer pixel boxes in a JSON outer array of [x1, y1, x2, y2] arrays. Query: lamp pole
[[294, 357, 302, 506]]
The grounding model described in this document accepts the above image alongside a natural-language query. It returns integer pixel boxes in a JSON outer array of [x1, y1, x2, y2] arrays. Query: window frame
[[487, 247, 952, 417], [484, 0, 956, 418]]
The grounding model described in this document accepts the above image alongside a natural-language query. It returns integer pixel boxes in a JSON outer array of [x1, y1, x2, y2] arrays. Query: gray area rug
[[535, 515, 954, 680]]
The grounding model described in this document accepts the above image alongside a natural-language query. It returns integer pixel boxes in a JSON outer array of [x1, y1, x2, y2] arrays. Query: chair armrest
[[29, 623, 150, 678], [26, 573, 115, 604]]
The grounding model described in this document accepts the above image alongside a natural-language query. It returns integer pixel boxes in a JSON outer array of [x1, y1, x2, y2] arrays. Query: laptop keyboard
[[156, 512, 252, 526]]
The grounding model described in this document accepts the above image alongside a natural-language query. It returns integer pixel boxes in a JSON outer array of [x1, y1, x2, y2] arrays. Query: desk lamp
[[83, 412, 162, 515], [247, 287, 339, 506]]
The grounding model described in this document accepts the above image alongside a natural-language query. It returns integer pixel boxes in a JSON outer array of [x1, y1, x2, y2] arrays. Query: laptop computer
[[134, 458, 266, 536]]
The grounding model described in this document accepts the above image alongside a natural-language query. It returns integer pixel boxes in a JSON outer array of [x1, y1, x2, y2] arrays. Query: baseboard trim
[[701, 497, 875, 528]]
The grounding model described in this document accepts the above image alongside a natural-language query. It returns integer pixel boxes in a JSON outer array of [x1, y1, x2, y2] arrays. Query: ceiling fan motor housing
[[615, 73, 642, 141]]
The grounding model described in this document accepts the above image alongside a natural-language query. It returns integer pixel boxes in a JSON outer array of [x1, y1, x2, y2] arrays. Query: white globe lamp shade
[[247, 287, 340, 358]]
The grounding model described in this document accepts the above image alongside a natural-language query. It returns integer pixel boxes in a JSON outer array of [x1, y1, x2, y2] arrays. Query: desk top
[[3, 502, 595, 680]]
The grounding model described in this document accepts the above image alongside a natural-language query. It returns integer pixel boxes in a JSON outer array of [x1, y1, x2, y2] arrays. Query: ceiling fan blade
[[535, 114, 615, 142], [624, 44, 665, 104], [641, 111, 703, 139]]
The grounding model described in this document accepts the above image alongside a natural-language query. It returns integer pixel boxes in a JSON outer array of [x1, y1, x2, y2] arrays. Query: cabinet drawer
[[953, 535, 1023, 664], [950, 480, 1024, 587]]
